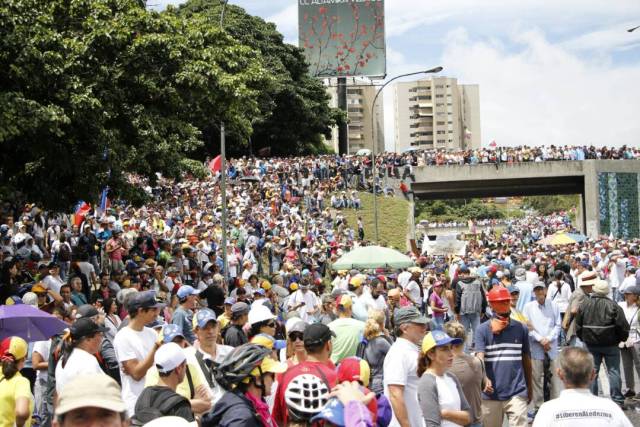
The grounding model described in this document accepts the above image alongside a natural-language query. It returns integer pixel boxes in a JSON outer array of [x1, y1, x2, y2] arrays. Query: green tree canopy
[[177, 0, 342, 156], [1, 0, 338, 211]]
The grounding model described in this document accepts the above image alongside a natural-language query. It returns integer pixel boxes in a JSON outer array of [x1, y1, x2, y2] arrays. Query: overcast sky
[[154, 0, 640, 149]]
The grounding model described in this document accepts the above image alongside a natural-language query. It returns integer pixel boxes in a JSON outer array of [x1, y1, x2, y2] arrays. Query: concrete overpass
[[407, 160, 640, 239]]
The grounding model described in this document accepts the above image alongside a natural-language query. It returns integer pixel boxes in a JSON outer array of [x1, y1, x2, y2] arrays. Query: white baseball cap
[[248, 304, 276, 326], [154, 342, 186, 374]]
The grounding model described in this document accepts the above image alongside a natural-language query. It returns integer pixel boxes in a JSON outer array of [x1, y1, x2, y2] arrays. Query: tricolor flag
[[73, 201, 91, 226]]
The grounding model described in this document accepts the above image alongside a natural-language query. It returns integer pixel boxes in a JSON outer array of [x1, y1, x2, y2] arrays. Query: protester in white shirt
[[619, 267, 637, 295], [31, 339, 51, 418], [286, 282, 320, 323], [55, 318, 107, 394], [185, 309, 233, 406], [546, 270, 572, 314], [113, 291, 163, 416], [384, 306, 429, 427], [618, 286, 640, 398], [533, 347, 632, 427]]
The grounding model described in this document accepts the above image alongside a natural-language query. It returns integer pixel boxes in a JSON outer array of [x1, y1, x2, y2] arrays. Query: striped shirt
[[475, 319, 530, 401]]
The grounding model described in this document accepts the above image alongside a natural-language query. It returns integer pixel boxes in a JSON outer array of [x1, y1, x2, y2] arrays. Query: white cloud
[[266, 4, 297, 44], [441, 28, 640, 147], [562, 23, 640, 53], [384, 0, 640, 39]]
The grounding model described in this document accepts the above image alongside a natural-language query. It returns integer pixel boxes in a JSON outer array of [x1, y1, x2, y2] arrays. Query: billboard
[[298, 0, 386, 78]]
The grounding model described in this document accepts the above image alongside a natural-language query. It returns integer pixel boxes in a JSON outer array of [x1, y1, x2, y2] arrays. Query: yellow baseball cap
[[0, 336, 28, 361], [247, 356, 287, 381], [421, 331, 463, 354]]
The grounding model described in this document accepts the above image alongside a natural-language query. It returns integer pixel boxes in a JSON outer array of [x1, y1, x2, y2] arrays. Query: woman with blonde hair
[[444, 321, 485, 427], [357, 309, 392, 394]]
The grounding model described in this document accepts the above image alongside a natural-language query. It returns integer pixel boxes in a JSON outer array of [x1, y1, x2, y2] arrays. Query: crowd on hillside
[[0, 148, 639, 427]]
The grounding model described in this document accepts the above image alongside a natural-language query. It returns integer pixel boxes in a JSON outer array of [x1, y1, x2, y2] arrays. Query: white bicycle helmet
[[284, 374, 330, 421]]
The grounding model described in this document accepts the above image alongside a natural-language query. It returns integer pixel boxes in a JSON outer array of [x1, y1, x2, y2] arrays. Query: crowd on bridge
[[0, 148, 639, 427]]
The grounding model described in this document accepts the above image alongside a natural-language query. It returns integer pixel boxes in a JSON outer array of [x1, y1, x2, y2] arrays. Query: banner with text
[[298, 0, 386, 78]]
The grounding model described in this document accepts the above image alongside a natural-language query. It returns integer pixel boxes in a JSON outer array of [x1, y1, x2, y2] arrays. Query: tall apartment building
[[394, 77, 480, 152], [325, 78, 385, 154]]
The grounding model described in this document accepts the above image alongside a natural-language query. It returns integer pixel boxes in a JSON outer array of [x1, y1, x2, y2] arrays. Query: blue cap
[[161, 324, 185, 343], [255, 288, 266, 296], [302, 269, 310, 276], [193, 308, 218, 329], [507, 285, 520, 294], [147, 317, 166, 329], [310, 397, 345, 426], [127, 290, 165, 312], [177, 285, 200, 300]]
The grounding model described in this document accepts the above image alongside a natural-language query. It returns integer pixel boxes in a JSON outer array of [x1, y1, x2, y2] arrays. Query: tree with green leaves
[[0, 0, 270, 210], [176, 0, 344, 156]]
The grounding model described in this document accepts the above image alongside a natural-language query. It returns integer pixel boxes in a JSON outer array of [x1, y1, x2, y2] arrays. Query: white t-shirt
[[55, 348, 104, 394], [113, 326, 158, 416], [435, 374, 463, 427], [184, 344, 233, 405], [397, 271, 412, 289], [77, 262, 95, 285], [43, 275, 64, 294], [287, 290, 320, 323], [404, 280, 421, 306], [383, 337, 422, 427], [32, 340, 51, 383], [532, 388, 632, 427]]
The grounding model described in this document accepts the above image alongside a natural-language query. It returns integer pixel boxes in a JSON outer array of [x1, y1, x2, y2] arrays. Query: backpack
[[131, 388, 188, 426], [59, 243, 71, 262]]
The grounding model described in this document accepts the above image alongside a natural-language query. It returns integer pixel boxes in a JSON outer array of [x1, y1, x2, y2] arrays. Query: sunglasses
[[289, 332, 304, 341], [266, 321, 276, 328]]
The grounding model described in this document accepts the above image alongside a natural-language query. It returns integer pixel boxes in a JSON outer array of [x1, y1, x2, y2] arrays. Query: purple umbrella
[[0, 304, 68, 342]]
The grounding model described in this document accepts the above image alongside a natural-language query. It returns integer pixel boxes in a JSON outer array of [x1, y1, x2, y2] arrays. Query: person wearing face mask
[[475, 286, 532, 427]]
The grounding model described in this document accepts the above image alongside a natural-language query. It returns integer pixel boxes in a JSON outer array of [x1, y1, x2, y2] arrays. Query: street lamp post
[[369, 66, 443, 243], [219, 0, 230, 282]]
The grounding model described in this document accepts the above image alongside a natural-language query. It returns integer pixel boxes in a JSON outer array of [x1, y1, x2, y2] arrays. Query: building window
[[436, 121, 446, 126]]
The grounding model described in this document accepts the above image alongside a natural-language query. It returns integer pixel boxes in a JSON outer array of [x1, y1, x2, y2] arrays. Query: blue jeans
[[459, 313, 480, 351], [587, 345, 624, 405]]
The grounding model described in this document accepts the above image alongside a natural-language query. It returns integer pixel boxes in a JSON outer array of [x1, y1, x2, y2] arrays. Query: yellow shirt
[[511, 309, 529, 324], [217, 313, 231, 330], [0, 372, 33, 427], [145, 363, 204, 400]]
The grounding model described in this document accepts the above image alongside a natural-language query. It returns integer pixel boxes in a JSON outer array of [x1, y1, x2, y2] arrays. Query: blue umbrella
[[0, 304, 68, 341]]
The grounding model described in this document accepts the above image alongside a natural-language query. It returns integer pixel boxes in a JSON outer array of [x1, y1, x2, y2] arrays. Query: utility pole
[[337, 77, 349, 155], [370, 67, 443, 242], [219, 0, 230, 282]]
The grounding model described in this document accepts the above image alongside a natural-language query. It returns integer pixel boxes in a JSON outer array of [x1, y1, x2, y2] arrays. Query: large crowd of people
[[1, 147, 639, 427]]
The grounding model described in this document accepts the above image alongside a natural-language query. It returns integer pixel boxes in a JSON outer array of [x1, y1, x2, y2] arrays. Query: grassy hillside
[[332, 192, 410, 250]]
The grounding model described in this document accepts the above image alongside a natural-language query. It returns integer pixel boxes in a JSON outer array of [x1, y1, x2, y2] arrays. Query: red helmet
[[487, 286, 511, 303]]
